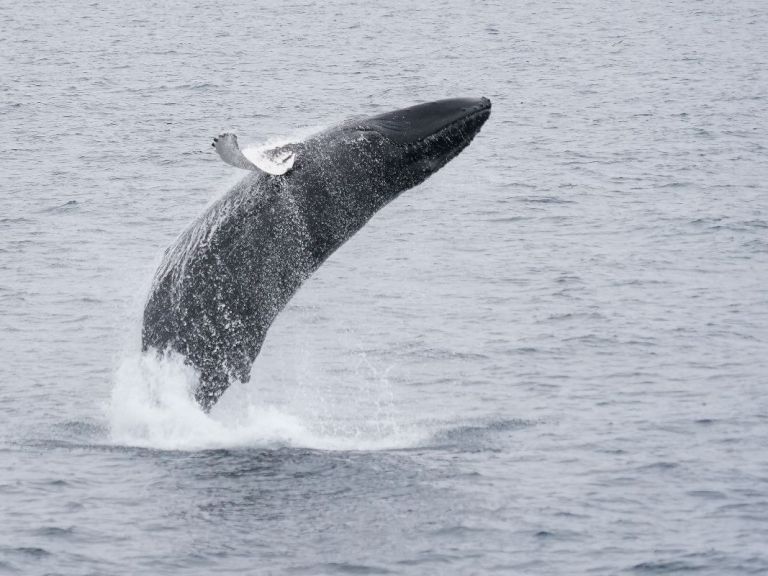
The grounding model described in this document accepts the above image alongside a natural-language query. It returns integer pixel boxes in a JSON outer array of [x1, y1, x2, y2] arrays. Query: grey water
[[2, 0, 768, 574]]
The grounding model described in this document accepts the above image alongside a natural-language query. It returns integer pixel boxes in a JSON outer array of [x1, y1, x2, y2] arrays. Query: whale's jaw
[[362, 97, 492, 187], [364, 97, 492, 146]]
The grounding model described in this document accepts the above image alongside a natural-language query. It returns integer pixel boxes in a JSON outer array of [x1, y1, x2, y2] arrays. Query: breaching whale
[[142, 97, 492, 411]]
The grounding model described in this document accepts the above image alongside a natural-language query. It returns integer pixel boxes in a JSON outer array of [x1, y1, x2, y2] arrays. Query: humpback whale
[[142, 97, 492, 411]]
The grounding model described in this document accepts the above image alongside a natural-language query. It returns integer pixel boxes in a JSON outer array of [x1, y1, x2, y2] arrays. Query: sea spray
[[107, 352, 429, 451]]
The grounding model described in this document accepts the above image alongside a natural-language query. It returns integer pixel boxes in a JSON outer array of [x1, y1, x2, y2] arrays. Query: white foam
[[107, 352, 430, 452]]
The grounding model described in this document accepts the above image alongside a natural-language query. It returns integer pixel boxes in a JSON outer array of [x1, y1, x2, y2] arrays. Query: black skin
[[142, 97, 492, 411]]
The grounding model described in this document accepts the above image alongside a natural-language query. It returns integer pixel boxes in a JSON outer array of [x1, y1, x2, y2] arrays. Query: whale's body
[[142, 97, 492, 410]]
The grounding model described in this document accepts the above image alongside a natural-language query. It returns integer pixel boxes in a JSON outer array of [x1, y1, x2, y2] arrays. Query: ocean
[[1, 0, 767, 573]]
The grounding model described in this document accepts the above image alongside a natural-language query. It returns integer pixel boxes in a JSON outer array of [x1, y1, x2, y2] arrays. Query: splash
[[107, 352, 430, 452]]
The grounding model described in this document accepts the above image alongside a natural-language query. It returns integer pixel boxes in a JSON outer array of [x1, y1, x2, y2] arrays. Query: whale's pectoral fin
[[212, 133, 296, 176], [242, 145, 296, 176], [212, 133, 259, 171]]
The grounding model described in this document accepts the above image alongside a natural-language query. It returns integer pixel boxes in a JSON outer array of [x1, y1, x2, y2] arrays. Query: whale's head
[[344, 97, 492, 192], [295, 97, 491, 196]]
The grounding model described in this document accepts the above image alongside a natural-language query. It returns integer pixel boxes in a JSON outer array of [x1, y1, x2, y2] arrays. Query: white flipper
[[243, 146, 295, 176], [212, 132, 295, 176]]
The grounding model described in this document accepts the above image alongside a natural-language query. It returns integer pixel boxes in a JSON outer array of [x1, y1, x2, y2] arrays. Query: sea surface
[[2, 0, 768, 574]]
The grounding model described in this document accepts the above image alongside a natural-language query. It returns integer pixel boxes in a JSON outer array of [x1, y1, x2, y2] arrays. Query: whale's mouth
[[365, 97, 492, 146], [408, 100, 491, 162]]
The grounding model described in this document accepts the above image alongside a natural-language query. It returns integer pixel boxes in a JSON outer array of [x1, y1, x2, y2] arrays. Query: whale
[[142, 97, 492, 411]]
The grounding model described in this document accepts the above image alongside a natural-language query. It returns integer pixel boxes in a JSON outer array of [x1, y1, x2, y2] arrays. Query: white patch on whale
[[242, 145, 295, 175]]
